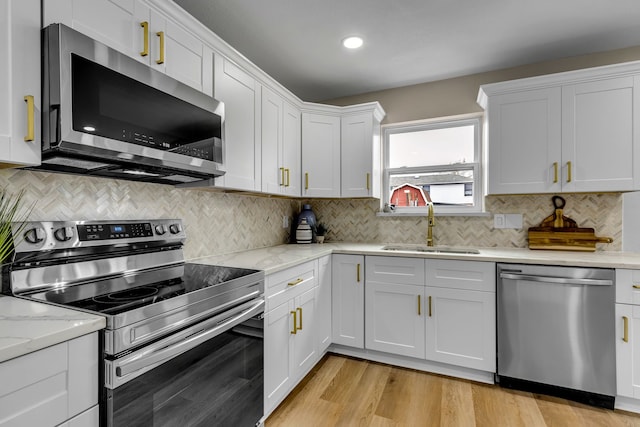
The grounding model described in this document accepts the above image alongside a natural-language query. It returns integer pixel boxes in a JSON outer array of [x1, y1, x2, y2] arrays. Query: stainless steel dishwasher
[[497, 263, 616, 408]]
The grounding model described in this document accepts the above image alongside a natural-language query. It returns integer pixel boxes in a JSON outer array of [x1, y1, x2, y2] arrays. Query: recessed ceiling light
[[342, 36, 363, 49]]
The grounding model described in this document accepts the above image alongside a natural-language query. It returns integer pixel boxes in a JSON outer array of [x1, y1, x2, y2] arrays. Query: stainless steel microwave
[[37, 24, 225, 185]]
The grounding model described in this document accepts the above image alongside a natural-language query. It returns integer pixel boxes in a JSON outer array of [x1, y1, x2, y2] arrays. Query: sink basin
[[381, 244, 480, 255]]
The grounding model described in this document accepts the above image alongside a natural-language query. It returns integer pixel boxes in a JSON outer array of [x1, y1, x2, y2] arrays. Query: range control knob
[[24, 227, 45, 244], [169, 223, 182, 234], [155, 224, 168, 235], [54, 226, 74, 242]]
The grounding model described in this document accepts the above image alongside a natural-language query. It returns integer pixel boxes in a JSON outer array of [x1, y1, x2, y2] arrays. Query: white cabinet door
[[425, 286, 496, 371], [43, 0, 211, 95], [332, 254, 364, 348], [341, 112, 376, 198], [264, 299, 294, 414], [214, 56, 261, 191], [302, 113, 341, 197], [0, 0, 41, 166], [562, 76, 638, 192], [292, 286, 318, 376], [282, 102, 301, 197], [261, 86, 284, 194], [365, 281, 425, 358], [485, 87, 562, 194], [616, 304, 640, 399], [317, 255, 332, 353]]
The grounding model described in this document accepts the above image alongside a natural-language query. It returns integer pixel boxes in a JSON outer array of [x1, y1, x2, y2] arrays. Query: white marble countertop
[[190, 242, 640, 274], [0, 296, 105, 363]]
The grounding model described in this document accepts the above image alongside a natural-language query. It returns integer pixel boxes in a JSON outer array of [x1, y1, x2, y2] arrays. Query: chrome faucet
[[426, 202, 435, 246]]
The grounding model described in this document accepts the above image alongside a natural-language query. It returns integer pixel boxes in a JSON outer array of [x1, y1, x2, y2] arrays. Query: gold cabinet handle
[[567, 161, 572, 183], [280, 167, 285, 186], [418, 295, 421, 316], [623, 316, 629, 343], [285, 168, 290, 187], [290, 310, 297, 334], [366, 173, 370, 191], [156, 31, 165, 64], [140, 21, 149, 57], [428, 296, 432, 317], [24, 95, 34, 142], [287, 278, 303, 287], [305, 172, 309, 190], [553, 162, 558, 183], [297, 307, 303, 330], [632, 285, 640, 289], [356, 263, 361, 282]]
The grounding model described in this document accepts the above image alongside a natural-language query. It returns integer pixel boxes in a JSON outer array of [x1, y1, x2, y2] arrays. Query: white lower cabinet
[[317, 255, 332, 353], [331, 254, 365, 348], [264, 260, 323, 416], [0, 332, 99, 427], [615, 269, 640, 403], [365, 256, 425, 358]]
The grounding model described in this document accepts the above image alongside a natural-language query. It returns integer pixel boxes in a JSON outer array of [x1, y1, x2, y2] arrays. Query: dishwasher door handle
[[500, 272, 613, 286]]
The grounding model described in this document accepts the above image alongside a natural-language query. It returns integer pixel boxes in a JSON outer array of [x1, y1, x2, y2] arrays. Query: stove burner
[[94, 286, 159, 304]]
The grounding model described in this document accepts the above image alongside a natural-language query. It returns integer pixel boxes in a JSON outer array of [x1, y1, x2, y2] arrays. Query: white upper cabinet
[[0, 0, 41, 167], [479, 62, 640, 194], [341, 108, 384, 198], [214, 56, 261, 191], [301, 112, 341, 197], [261, 87, 301, 196], [43, 0, 212, 95]]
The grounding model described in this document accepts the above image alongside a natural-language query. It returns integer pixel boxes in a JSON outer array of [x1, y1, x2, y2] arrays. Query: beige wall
[[323, 45, 640, 124]]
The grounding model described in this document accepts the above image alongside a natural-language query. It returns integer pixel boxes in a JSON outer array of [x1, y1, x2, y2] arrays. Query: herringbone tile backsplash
[[2, 169, 623, 258]]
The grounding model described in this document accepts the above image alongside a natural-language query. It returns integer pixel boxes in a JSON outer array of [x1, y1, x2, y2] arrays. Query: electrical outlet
[[494, 213, 523, 229], [283, 215, 289, 229], [494, 214, 505, 228]]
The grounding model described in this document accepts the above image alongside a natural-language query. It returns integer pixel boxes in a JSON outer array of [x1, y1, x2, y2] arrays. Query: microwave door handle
[[115, 298, 264, 378]]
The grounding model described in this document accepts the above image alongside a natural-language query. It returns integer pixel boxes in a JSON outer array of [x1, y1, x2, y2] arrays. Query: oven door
[[103, 298, 264, 427]]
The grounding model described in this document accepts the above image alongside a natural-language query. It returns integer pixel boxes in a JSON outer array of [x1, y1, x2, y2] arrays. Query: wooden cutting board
[[527, 196, 613, 251]]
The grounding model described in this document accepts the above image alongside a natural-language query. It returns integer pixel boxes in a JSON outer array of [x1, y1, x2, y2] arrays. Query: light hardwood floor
[[266, 354, 640, 427]]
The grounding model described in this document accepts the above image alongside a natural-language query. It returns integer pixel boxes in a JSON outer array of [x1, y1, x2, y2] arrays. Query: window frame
[[382, 113, 484, 215]]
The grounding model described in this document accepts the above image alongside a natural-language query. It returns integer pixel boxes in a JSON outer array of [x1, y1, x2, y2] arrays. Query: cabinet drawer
[[266, 260, 317, 311], [366, 256, 425, 285], [426, 259, 495, 292], [616, 269, 640, 305]]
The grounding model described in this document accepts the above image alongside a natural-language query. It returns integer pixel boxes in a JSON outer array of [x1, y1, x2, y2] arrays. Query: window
[[383, 114, 483, 215]]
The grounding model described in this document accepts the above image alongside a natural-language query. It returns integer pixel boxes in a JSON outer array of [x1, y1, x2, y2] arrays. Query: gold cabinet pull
[[356, 263, 361, 282], [297, 307, 303, 330], [140, 21, 149, 57], [24, 95, 34, 142], [553, 162, 558, 183], [285, 168, 290, 187], [623, 316, 629, 343], [287, 278, 303, 287], [366, 173, 370, 190], [566, 161, 572, 183], [418, 295, 421, 316], [305, 172, 309, 190], [632, 285, 640, 289], [280, 167, 285, 186], [156, 31, 165, 64], [290, 310, 297, 334], [428, 296, 432, 317]]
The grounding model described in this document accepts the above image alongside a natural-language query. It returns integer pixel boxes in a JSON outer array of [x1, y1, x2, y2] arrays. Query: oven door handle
[[115, 298, 264, 379]]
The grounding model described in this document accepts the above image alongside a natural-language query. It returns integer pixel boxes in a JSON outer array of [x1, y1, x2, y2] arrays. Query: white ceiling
[[174, 0, 640, 102]]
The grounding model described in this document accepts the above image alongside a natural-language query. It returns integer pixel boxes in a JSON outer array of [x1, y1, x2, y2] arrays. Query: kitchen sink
[[381, 244, 480, 254]]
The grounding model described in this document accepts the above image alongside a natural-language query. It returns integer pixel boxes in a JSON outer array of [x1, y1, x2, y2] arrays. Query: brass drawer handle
[[566, 161, 572, 183], [140, 21, 149, 57], [290, 310, 297, 334], [24, 95, 34, 142], [285, 168, 290, 187], [553, 162, 558, 183], [366, 173, 370, 190], [428, 296, 432, 317], [418, 295, 421, 316], [623, 316, 629, 343], [280, 167, 285, 186], [287, 278, 303, 287], [633, 285, 640, 289], [305, 172, 309, 190], [297, 307, 303, 330], [156, 31, 165, 64], [356, 263, 361, 282]]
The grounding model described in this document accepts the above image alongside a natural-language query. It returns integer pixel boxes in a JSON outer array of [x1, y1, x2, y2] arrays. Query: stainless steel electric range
[[3, 219, 265, 427]]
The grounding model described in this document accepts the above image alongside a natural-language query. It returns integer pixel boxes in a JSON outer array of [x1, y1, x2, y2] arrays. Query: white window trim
[[382, 113, 484, 216]]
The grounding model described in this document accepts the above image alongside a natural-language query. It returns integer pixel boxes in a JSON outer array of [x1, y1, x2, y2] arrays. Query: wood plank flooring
[[266, 354, 640, 427]]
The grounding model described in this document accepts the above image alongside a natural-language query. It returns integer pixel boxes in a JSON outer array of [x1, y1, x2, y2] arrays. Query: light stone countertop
[[190, 242, 640, 274], [0, 295, 105, 363]]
